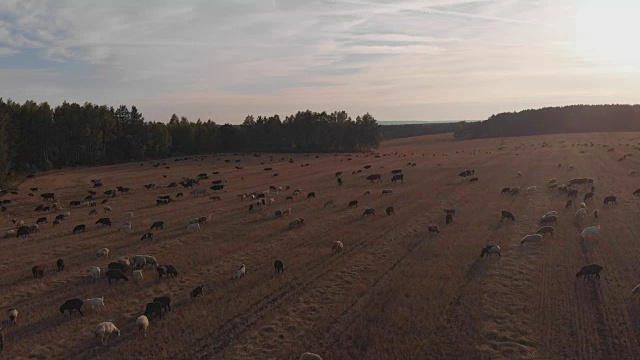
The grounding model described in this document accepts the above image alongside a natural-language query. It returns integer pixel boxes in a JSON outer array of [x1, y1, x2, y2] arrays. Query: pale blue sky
[[1, 0, 639, 123]]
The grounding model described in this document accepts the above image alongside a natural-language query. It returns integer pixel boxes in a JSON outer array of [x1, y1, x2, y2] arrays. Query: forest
[[453, 104, 640, 139], [380, 122, 458, 140], [0, 99, 382, 183]]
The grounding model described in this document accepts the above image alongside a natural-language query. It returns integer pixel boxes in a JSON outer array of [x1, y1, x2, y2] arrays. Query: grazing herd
[[3, 140, 640, 358]]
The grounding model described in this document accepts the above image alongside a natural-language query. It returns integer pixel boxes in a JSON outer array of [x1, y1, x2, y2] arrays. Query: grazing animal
[[108, 262, 127, 272], [136, 315, 149, 338], [480, 245, 501, 258], [469, 177, 479, 183], [501, 187, 511, 194], [581, 225, 601, 239], [186, 223, 200, 232], [575, 264, 603, 279], [575, 208, 587, 222], [141, 232, 153, 241], [323, 199, 335, 207], [584, 192, 594, 201], [96, 248, 110, 259], [332, 240, 344, 253], [307, 192, 316, 199], [348, 200, 358, 208], [144, 302, 164, 319], [603, 195, 617, 205], [386, 206, 395, 215], [536, 226, 555, 237], [288, 218, 305, 229], [56, 258, 65, 272], [362, 208, 376, 217], [150, 221, 164, 230], [510, 187, 520, 196], [300, 352, 323, 360], [90, 267, 101, 281], [427, 225, 440, 234], [31, 265, 44, 278], [119, 221, 131, 231], [392, 174, 404, 183], [60, 298, 83, 316], [274, 260, 284, 274], [95, 217, 112, 226], [7, 308, 18, 325], [382, 189, 393, 195], [540, 215, 558, 224], [565, 200, 573, 208], [157, 265, 178, 279], [594, 209, 599, 218], [520, 234, 543, 245], [233, 264, 246, 280], [105, 269, 129, 283], [567, 189, 578, 198], [191, 285, 204, 298], [153, 296, 171, 313], [633, 188, 640, 196], [94, 322, 120, 345], [72, 224, 86, 234], [501, 210, 515, 221], [132, 270, 143, 282], [363, 190, 371, 196], [85, 297, 106, 310], [445, 213, 453, 224]]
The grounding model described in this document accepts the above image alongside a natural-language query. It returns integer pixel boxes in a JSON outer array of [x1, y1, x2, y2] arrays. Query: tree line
[[381, 122, 458, 140], [453, 104, 640, 139], [0, 99, 382, 183]]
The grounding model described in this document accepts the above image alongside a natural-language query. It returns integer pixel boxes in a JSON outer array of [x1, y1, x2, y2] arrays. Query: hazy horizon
[[1, 0, 639, 124]]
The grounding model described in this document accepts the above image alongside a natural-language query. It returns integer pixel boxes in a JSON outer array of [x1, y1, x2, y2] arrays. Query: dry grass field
[[3, 132, 640, 359]]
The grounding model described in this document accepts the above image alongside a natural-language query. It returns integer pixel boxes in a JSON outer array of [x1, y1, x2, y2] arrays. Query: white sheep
[[548, 178, 557, 184], [136, 315, 149, 338], [575, 208, 587, 221], [233, 264, 246, 280], [96, 248, 109, 259], [187, 218, 200, 225], [86, 297, 106, 310], [186, 223, 200, 232], [581, 225, 601, 239], [7, 308, 17, 325], [579, 202, 587, 209], [526, 185, 537, 191], [63, 211, 71, 217], [118, 221, 131, 231], [104, 206, 112, 213], [4, 229, 15, 238], [520, 234, 543, 245], [541, 211, 558, 219], [90, 266, 101, 281], [117, 257, 130, 268], [268, 198, 275, 205], [132, 270, 143, 282], [300, 353, 323, 360], [94, 322, 120, 345]]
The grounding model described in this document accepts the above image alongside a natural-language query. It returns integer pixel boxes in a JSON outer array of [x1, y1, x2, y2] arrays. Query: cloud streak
[[0, 0, 637, 123]]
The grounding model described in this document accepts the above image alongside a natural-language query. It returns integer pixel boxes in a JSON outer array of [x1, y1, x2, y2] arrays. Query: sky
[[1, 0, 640, 124]]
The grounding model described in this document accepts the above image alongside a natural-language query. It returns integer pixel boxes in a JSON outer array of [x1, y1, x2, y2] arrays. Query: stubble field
[[3, 132, 640, 360]]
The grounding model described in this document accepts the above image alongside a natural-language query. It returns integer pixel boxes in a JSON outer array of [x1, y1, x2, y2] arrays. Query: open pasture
[[3, 132, 640, 359]]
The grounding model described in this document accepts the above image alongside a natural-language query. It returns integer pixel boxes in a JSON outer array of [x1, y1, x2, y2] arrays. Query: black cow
[[191, 285, 204, 298], [153, 296, 171, 313], [366, 174, 382, 183], [501, 211, 515, 221], [145, 302, 164, 319], [41, 193, 56, 201], [17, 226, 30, 238], [96, 218, 112, 226], [391, 174, 404, 183], [446, 213, 453, 224], [604, 196, 617, 205], [141, 232, 153, 241], [150, 221, 164, 230], [210, 184, 224, 191], [36, 217, 48, 225], [108, 262, 127, 272], [32, 265, 44, 278]]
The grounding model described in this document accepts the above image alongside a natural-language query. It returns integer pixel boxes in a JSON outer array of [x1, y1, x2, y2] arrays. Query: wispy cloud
[[0, 0, 637, 122]]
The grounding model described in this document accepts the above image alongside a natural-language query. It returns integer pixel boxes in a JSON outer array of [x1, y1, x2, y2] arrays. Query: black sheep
[[60, 298, 83, 316], [56, 258, 65, 272], [274, 260, 284, 274], [106, 269, 129, 284]]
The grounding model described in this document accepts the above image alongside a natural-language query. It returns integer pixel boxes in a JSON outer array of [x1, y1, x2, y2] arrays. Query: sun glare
[[575, 0, 640, 68]]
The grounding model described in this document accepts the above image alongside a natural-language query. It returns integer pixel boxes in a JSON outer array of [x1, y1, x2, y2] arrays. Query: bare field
[[3, 132, 640, 359]]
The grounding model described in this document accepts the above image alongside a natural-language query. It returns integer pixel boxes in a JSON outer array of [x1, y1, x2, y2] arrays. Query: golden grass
[[2, 132, 640, 359]]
